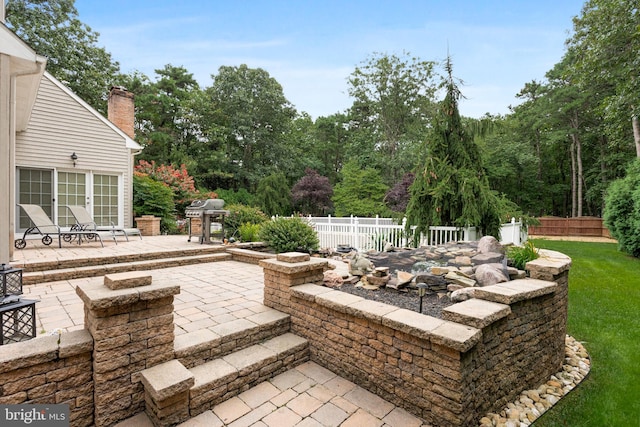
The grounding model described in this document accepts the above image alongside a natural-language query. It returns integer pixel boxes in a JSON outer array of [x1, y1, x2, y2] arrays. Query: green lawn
[[530, 239, 640, 427]]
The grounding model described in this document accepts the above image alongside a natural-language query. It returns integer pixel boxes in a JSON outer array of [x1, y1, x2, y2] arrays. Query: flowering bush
[[135, 160, 217, 215]]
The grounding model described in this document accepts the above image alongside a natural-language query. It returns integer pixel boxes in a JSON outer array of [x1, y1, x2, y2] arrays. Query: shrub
[[132, 174, 177, 233], [507, 240, 539, 270], [258, 217, 319, 253], [214, 188, 256, 206], [238, 222, 262, 242], [255, 173, 292, 216], [603, 159, 640, 257], [291, 168, 333, 215], [224, 204, 269, 238]]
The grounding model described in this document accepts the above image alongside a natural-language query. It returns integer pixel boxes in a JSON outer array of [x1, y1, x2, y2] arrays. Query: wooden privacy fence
[[528, 216, 611, 238], [298, 215, 526, 252]]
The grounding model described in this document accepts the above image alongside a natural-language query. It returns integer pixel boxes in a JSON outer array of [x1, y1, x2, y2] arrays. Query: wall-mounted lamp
[[70, 152, 78, 167]]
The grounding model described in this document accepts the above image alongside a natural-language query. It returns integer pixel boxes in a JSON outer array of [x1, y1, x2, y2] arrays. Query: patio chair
[[66, 205, 142, 241], [15, 204, 114, 249]]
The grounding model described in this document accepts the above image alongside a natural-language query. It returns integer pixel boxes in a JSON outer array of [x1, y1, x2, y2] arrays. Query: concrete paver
[[13, 236, 429, 426]]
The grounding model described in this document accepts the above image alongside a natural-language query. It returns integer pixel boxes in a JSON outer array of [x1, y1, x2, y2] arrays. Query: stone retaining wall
[[0, 330, 94, 426], [0, 271, 179, 427], [259, 250, 571, 427]]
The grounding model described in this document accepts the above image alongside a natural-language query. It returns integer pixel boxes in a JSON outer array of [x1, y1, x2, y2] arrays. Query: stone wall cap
[[344, 299, 400, 324], [315, 290, 364, 313], [526, 249, 572, 275], [104, 271, 153, 290], [474, 278, 556, 304], [442, 299, 511, 329], [0, 335, 59, 374], [140, 359, 194, 401], [382, 309, 446, 340], [58, 329, 93, 358], [277, 252, 311, 263], [430, 321, 482, 352], [76, 281, 179, 310], [259, 257, 328, 273], [291, 284, 334, 301]]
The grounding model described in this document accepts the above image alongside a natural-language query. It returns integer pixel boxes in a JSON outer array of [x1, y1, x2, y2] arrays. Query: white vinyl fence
[[301, 215, 526, 252]]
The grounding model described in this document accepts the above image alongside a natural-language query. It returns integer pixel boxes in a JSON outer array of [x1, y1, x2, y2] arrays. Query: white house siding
[[15, 73, 134, 227]]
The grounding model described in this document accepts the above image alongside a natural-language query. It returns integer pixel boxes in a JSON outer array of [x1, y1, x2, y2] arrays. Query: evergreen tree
[[406, 58, 501, 241], [255, 173, 292, 216]]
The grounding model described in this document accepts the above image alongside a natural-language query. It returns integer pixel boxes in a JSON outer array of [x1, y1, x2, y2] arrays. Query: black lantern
[[70, 152, 78, 167], [0, 264, 22, 298]]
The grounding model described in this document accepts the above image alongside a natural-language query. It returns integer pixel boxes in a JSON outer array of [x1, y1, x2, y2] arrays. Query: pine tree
[[406, 58, 501, 242]]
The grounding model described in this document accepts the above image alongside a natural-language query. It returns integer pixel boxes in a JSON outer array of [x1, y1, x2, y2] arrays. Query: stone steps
[[18, 245, 229, 272], [23, 252, 232, 285], [174, 308, 291, 368], [141, 332, 309, 426]]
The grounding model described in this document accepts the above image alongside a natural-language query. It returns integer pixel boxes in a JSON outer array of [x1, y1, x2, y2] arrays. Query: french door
[[17, 168, 121, 230]]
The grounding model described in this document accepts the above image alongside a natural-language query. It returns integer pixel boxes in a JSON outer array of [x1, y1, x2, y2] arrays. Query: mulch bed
[[339, 282, 453, 318]]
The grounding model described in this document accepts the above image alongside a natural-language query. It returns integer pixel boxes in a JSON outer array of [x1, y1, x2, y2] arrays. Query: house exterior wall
[[15, 73, 135, 227]]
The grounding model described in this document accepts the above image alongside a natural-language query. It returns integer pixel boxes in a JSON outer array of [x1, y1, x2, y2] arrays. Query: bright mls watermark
[[1, 405, 69, 426]]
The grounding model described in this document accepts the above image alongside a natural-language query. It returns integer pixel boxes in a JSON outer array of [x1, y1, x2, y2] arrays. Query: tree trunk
[[633, 115, 640, 158], [576, 133, 583, 217], [570, 136, 577, 218], [600, 135, 608, 215], [535, 128, 542, 180]]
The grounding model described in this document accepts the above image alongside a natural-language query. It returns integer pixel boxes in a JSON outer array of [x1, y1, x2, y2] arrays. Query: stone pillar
[[135, 215, 161, 236], [189, 217, 202, 236], [259, 252, 327, 313], [76, 271, 179, 427]]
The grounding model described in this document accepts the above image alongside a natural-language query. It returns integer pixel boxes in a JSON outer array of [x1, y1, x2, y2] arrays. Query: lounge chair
[[65, 205, 142, 241], [14, 204, 115, 249]]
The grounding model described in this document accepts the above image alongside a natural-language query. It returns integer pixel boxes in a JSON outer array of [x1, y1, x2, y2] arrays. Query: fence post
[[354, 216, 360, 251], [402, 217, 408, 248]]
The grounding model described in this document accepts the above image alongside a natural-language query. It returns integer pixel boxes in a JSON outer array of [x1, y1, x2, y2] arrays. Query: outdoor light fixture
[[417, 282, 428, 313], [70, 152, 78, 167]]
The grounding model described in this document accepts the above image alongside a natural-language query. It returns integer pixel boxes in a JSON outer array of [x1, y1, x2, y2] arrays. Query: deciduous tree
[[6, 0, 121, 114]]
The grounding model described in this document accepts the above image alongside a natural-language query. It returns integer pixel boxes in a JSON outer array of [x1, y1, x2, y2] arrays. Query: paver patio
[[10, 235, 428, 426]]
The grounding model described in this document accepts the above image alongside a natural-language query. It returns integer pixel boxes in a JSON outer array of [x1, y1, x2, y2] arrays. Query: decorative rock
[[396, 271, 414, 287], [477, 235, 504, 254], [447, 284, 464, 292], [323, 270, 343, 288], [445, 271, 476, 287], [366, 274, 390, 287], [415, 272, 448, 289], [431, 266, 459, 275], [451, 287, 476, 302], [373, 266, 390, 276], [349, 252, 374, 276], [472, 252, 505, 265], [480, 335, 590, 427], [475, 264, 509, 287], [452, 255, 472, 266]]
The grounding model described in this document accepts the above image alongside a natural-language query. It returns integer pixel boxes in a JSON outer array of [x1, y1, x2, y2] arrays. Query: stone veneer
[[75, 272, 179, 426], [0, 330, 94, 426], [135, 215, 161, 236], [259, 249, 571, 427]]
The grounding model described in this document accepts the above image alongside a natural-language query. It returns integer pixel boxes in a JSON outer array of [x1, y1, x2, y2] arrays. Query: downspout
[[5, 60, 45, 263]]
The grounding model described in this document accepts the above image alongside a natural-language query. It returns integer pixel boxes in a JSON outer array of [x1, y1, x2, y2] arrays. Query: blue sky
[[75, 0, 585, 119]]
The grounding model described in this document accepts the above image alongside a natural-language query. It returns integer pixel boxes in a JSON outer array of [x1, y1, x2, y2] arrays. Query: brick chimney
[[107, 86, 135, 139]]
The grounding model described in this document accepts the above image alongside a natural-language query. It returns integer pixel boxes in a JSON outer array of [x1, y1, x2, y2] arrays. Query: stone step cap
[[104, 271, 152, 290], [140, 359, 194, 402]]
